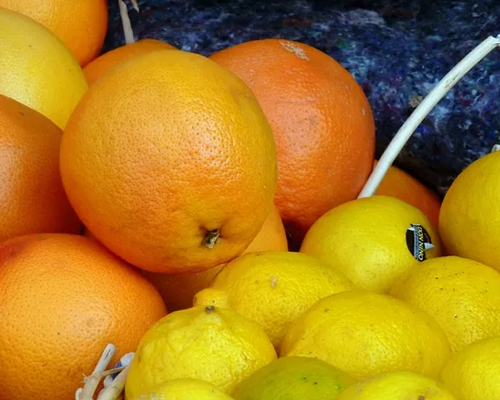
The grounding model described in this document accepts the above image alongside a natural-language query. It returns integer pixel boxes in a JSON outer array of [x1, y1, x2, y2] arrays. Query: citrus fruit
[[0, 7, 88, 128], [60, 50, 277, 274], [210, 39, 375, 244], [143, 205, 288, 312], [374, 160, 441, 228], [440, 150, 500, 272], [194, 251, 353, 349], [0, 0, 108, 66], [336, 371, 457, 400], [125, 305, 277, 397], [233, 356, 355, 400], [300, 196, 442, 293], [390, 255, 500, 352], [440, 336, 500, 400], [83, 39, 177, 86], [281, 290, 451, 381], [130, 378, 235, 400], [0, 95, 81, 242], [0, 234, 166, 400]]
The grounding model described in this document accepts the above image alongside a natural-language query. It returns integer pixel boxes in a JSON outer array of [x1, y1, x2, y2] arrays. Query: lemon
[[440, 336, 500, 400], [129, 378, 235, 400], [0, 7, 87, 128], [125, 306, 277, 398], [194, 251, 353, 349], [300, 196, 441, 293], [336, 371, 457, 400], [233, 356, 355, 400], [390, 255, 500, 352], [280, 290, 451, 380], [440, 150, 500, 272]]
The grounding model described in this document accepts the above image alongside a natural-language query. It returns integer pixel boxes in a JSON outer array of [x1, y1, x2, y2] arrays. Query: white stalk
[[118, 0, 135, 44], [358, 35, 500, 198], [76, 344, 116, 400]]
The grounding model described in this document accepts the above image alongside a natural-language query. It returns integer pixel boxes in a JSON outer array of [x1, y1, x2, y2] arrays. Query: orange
[[0, 233, 166, 400], [0, 95, 81, 242], [83, 39, 177, 86], [0, 0, 108, 66], [374, 160, 441, 227], [142, 205, 288, 311], [60, 50, 277, 274], [210, 39, 375, 244]]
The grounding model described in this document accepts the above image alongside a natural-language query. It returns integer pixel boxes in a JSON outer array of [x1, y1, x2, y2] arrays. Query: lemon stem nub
[[203, 230, 220, 249]]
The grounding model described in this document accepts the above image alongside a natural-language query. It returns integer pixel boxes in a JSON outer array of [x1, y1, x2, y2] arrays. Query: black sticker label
[[406, 223, 434, 262]]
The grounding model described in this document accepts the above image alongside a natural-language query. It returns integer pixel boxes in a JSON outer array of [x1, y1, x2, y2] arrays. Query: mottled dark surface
[[104, 0, 500, 195]]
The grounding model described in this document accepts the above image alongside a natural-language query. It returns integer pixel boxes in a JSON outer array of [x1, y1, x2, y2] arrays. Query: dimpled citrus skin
[[300, 196, 442, 294], [441, 337, 500, 400], [0, 95, 81, 242], [194, 251, 353, 349], [130, 379, 235, 400], [125, 306, 277, 398], [440, 151, 500, 272], [0, 234, 167, 400], [280, 291, 451, 381], [0, 7, 88, 128], [60, 50, 277, 274], [336, 371, 457, 400], [390, 256, 500, 352]]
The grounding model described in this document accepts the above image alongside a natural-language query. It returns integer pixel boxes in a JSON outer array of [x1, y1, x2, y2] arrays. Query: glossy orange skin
[[210, 39, 375, 243], [61, 50, 277, 274], [0, 0, 108, 66], [83, 39, 177, 86], [0, 234, 166, 400], [0, 95, 81, 242]]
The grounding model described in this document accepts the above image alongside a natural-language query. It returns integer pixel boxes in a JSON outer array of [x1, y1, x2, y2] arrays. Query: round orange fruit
[[210, 39, 375, 244], [0, 94, 81, 242], [83, 39, 177, 86], [60, 50, 277, 274], [0, 0, 108, 66], [0, 233, 167, 400]]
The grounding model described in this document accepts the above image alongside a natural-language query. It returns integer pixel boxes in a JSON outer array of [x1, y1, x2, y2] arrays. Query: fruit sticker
[[406, 223, 434, 261]]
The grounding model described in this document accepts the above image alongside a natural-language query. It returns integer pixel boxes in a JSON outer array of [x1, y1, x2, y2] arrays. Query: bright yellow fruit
[[336, 371, 457, 400], [125, 306, 277, 398], [0, 7, 87, 128], [233, 356, 355, 400], [300, 196, 441, 294], [440, 150, 500, 272], [281, 290, 451, 381], [129, 378, 235, 400], [441, 336, 500, 400], [194, 252, 353, 349], [390, 255, 500, 352]]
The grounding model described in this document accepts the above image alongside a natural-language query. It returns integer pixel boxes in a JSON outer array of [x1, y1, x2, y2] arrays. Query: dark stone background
[[103, 0, 500, 196]]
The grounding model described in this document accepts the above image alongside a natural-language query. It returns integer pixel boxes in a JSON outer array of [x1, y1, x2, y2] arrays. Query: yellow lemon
[[440, 150, 500, 272], [336, 371, 457, 400], [440, 336, 500, 400], [390, 255, 500, 352], [280, 290, 451, 380], [130, 378, 235, 400], [300, 196, 441, 293], [194, 251, 353, 349], [233, 356, 355, 400], [125, 306, 277, 398], [0, 7, 87, 128]]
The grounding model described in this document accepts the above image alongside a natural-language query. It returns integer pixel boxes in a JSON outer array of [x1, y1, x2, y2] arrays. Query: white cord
[[358, 35, 500, 198]]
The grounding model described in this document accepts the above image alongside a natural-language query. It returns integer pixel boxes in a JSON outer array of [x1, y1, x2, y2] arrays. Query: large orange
[[0, 0, 108, 66], [60, 50, 277, 274], [143, 204, 289, 311], [374, 160, 441, 227], [0, 95, 81, 242], [0, 233, 166, 400], [84, 39, 177, 86], [210, 39, 375, 244]]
